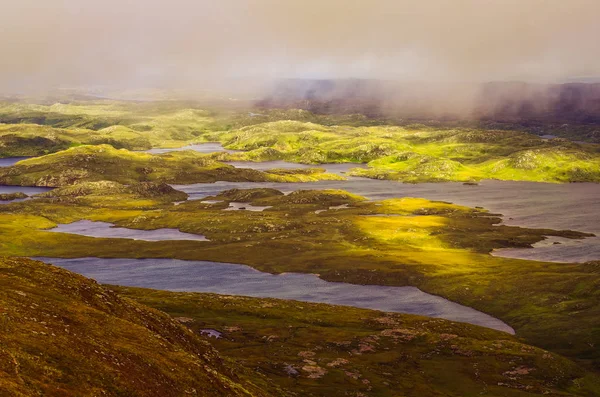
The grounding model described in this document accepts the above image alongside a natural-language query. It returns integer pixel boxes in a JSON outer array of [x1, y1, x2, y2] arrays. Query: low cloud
[[1, 0, 599, 94]]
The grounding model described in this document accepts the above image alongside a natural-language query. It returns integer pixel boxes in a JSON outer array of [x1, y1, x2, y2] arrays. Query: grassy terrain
[[1, 100, 599, 183], [1, 98, 599, 394], [0, 101, 228, 154], [212, 121, 600, 183], [0, 144, 343, 186], [0, 185, 598, 369], [0, 257, 281, 397], [116, 286, 600, 397]]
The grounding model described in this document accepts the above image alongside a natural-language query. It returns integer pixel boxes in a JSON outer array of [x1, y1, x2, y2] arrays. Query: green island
[[0, 99, 599, 396], [0, 144, 342, 186]]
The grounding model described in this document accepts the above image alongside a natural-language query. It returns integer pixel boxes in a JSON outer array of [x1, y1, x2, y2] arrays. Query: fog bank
[[1, 0, 599, 95]]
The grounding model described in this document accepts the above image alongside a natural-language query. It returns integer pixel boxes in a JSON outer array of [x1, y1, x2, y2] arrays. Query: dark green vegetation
[[0, 257, 281, 397], [0, 144, 342, 187], [0, 184, 598, 371], [117, 287, 600, 397], [1, 100, 599, 183]]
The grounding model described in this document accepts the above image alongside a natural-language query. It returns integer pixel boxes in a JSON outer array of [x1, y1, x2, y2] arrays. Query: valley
[[0, 99, 599, 396]]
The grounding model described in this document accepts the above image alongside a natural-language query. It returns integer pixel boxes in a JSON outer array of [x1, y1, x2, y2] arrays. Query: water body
[[36, 257, 515, 334], [0, 157, 31, 167], [225, 161, 367, 176], [0, 185, 52, 205], [172, 179, 600, 263], [493, 236, 599, 263], [223, 202, 271, 212], [145, 142, 238, 154], [46, 220, 208, 241], [0, 185, 51, 195]]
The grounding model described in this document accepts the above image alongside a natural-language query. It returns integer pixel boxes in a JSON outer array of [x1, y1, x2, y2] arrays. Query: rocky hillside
[[119, 287, 600, 397], [0, 257, 280, 397]]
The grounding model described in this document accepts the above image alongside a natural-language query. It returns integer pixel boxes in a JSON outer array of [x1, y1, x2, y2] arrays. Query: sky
[[1, 0, 599, 94]]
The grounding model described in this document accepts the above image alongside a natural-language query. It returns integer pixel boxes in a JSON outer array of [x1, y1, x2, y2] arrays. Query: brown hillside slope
[[0, 257, 279, 397]]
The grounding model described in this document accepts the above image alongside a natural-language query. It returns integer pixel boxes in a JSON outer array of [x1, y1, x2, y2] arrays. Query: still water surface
[[36, 257, 515, 334]]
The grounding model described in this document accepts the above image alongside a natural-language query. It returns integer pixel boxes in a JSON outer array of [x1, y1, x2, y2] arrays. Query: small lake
[[145, 142, 238, 154], [0, 157, 31, 167], [46, 220, 208, 241], [225, 161, 367, 176], [222, 202, 271, 211], [36, 257, 515, 334], [0, 185, 52, 204]]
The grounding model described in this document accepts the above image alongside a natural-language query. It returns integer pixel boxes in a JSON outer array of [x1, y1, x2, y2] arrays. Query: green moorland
[[0, 184, 598, 371], [1, 99, 600, 394], [0, 257, 283, 397], [0, 144, 343, 186], [116, 286, 600, 397], [1, 100, 599, 183]]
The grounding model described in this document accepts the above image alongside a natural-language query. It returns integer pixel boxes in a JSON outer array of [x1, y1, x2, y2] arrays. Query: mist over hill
[[259, 79, 600, 124]]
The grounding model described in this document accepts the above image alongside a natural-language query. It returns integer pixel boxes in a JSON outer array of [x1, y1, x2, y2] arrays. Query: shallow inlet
[[492, 236, 599, 263], [45, 220, 209, 241], [36, 257, 515, 334]]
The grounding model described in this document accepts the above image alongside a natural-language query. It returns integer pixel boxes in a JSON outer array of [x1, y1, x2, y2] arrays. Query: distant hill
[[258, 79, 600, 124]]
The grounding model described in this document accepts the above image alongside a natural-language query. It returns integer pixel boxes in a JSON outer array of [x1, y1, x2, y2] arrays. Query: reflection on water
[[36, 257, 515, 334]]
